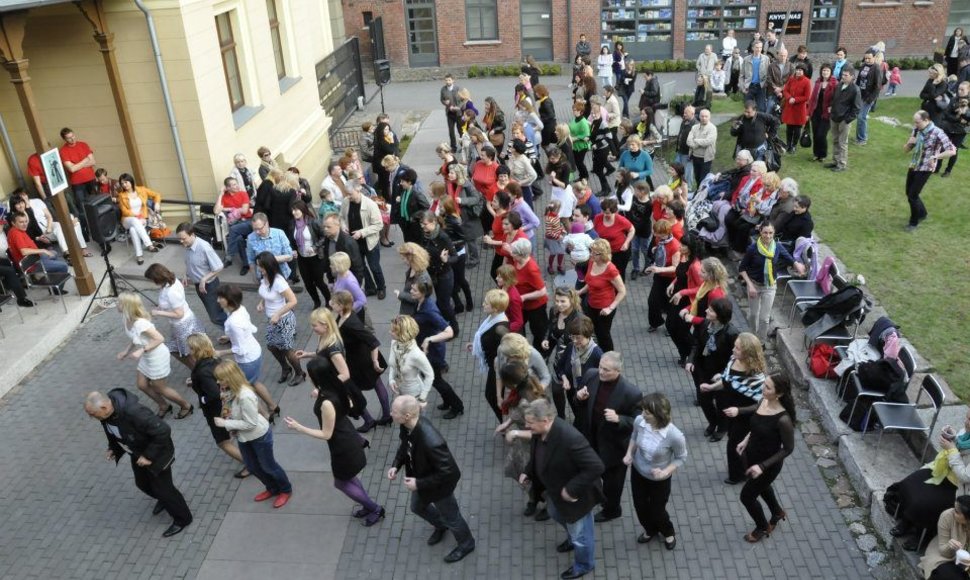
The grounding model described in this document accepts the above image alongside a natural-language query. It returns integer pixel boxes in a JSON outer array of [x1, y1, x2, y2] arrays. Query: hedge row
[[467, 64, 562, 78]]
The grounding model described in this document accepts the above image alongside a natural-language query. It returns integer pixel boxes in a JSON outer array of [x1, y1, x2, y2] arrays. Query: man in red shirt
[[26, 153, 49, 201], [6, 212, 70, 284], [59, 127, 97, 236], [214, 176, 254, 268]]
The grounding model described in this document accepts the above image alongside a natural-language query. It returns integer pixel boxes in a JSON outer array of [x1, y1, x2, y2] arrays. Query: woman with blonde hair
[[284, 354, 385, 526], [214, 360, 293, 508], [293, 307, 361, 431], [554, 123, 578, 177], [542, 286, 582, 416], [699, 332, 767, 485], [578, 238, 627, 352], [116, 292, 193, 419], [395, 242, 433, 316], [921, 63, 950, 125], [330, 290, 391, 431], [494, 332, 552, 413], [387, 314, 434, 403], [186, 334, 247, 476], [469, 288, 511, 420], [330, 251, 368, 320]]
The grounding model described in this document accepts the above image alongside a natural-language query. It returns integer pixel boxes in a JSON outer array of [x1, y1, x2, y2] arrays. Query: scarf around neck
[[653, 235, 674, 268], [690, 281, 717, 316], [472, 313, 508, 374], [294, 218, 308, 255], [757, 237, 777, 286]]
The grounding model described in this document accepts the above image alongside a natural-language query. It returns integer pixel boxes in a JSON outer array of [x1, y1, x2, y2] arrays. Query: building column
[[77, 0, 145, 184], [0, 12, 96, 295]]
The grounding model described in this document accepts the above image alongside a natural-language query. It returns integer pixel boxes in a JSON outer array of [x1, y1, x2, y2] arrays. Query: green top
[[568, 117, 591, 152]]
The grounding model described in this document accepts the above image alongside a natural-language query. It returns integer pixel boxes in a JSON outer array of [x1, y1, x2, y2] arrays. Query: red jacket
[[809, 76, 838, 121], [781, 75, 812, 126]]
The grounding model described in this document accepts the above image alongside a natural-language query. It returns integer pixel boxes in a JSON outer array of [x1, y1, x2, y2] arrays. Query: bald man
[[388, 395, 475, 563], [85, 389, 192, 538]]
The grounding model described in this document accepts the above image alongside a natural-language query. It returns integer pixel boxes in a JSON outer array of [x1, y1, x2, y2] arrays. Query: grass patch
[[399, 134, 413, 157], [710, 97, 970, 400]]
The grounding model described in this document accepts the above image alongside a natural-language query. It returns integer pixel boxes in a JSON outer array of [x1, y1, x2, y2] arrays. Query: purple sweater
[[334, 273, 367, 312]]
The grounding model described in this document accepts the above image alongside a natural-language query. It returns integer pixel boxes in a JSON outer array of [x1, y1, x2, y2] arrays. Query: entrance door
[[405, 0, 438, 67], [520, 0, 553, 61]]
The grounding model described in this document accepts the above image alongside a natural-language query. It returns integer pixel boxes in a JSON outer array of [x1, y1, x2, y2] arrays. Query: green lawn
[[707, 97, 970, 400]]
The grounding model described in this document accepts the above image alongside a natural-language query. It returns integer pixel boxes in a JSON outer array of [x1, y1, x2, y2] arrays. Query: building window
[[266, 0, 286, 80], [466, 0, 498, 41], [216, 12, 245, 111]]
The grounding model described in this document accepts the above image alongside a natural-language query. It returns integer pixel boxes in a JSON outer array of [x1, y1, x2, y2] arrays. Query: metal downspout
[[132, 0, 196, 221]]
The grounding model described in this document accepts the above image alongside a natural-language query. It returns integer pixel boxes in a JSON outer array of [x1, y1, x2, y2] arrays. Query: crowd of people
[[0, 22, 940, 580]]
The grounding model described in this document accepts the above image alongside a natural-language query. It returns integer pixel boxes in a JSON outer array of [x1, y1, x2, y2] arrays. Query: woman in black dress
[[284, 356, 385, 526], [469, 288, 511, 421], [294, 308, 359, 428], [730, 373, 795, 543], [541, 286, 581, 418], [186, 334, 247, 477], [372, 116, 399, 198], [686, 297, 739, 441], [330, 291, 391, 432], [699, 332, 766, 484]]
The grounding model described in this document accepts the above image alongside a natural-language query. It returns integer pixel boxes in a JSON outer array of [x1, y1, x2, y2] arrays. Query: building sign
[[766, 11, 803, 35]]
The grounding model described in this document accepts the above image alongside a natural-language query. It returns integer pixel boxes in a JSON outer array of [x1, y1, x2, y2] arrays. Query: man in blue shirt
[[245, 212, 297, 287], [742, 41, 771, 113]]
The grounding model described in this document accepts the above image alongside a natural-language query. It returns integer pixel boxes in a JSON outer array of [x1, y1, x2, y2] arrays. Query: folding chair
[[844, 345, 915, 422], [19, 254, 71, 313], [868, 374, 945, 464], [776, 242, 813, 303], [786, 261, 840, 327]]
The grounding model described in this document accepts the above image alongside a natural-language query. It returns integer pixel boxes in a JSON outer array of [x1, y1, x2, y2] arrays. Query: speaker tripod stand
[[81, 244, 156, 323]]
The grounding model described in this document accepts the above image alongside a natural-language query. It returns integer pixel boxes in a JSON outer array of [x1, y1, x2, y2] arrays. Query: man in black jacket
[[394, 167, 430, 244], [520, 398, 604, 580], [574, 351, 642, 523], [855, 50, 885, 145], [730, 101, 777, 160], [674, 105, 697, 188], [638, 70, 661, 113], [388, 395, 475, 563], [85, 389, 192, 538], [440, 75, 461, 152], [826, 67, 862, 172], [320, 212, 366, 290]]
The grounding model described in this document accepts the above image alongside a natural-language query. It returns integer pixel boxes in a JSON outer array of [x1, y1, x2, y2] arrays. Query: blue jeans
[[745, 83, 766, 113], [410, 491, 475, 549], [673, 152, 694, 190], [239, 429, 292, 495], [630, 235, 652, 272], [765, 93, 778, 115], [545, 500, 596, 574], [195, 278, 228, 326], [237, 355, 263, 384], [41, 255, 69, 273], [227, 220, 252, 263], [856, 101, 874, 143]]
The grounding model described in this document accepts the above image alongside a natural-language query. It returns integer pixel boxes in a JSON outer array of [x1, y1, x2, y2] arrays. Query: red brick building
[[344, 0, 962, 68]]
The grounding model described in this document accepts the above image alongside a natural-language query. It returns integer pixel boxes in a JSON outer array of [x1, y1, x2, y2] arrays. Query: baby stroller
[[687, 173, 733, 250]]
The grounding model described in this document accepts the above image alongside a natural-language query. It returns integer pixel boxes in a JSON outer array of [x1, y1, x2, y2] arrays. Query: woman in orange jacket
[[117, 173, 162, 265]]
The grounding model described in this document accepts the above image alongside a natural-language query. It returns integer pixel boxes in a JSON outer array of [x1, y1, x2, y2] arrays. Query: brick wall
[[838, 0, 950, 58], [343, 1, 407, 65], [436, 0, 522, 66]]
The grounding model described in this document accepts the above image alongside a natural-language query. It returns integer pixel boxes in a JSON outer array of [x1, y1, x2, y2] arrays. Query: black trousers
[[601, 462, 628, 516], [583, 302, 616, 353], [522, 305, 549, 352], [739, 461, 784, 531], [693, 363, 726, 432], [484, 366, 501, 421], [446, 113, 460, 151], [574, 149, 590, 180], [665, 306, 694, 362], [647, 276, 671, 330], [726, 415, 752, 482], [940, 132, 965, 173], [450, 253, 473, 310], [612, 248, 631, 282], [0, 260, 27, 301], [630, 468, 675, 537], [931, 562, 970, 580], [784, 124, 804, 151], [489, 252, 505, 281], [905, 170, 932, 227], [811, 116, 830, 159], [433, 269, 459, 334], [691, 156, 712, 187], [432, 366, 463, 412], [131, 458, 193, 527], [297, 255, 330, 308], [726, 210, 757, 252], [591, 148, 614, 195]]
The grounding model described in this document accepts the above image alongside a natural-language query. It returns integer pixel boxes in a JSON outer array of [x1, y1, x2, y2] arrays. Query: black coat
[[829, 82, 862, 123], [689, 321, 740, 384], [321, 230, 366, 283], [419, 228, 456, 281], [339, 313, 386, 390], [372, 122, 399, 172], [575, 373, 642, 467], [526, 417, 605, 523], [392, 417, 462, 502], [100, 388, 175, 476], [190, 357, 222, 418], [639, 76, 661, 111]]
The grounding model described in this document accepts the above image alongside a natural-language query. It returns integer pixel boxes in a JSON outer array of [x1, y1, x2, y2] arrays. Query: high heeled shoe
[[287, 372, 306, 387], [363, 507, 386, 527], [375, 416, 393, 426], [157, 405, 173, 418], [744, 528, 770, 543], [357, 420, 377, 433], [175, 405, 194, 420], [768, 511, 788, 533], [278, 368, 292, 384]]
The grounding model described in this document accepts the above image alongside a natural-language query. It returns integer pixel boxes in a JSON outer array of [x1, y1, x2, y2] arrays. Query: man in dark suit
[[388, 395, 475, 563], [84, 389, 193, 538], [520, 398, 604, 580], [574, 351, 642, 522], [394, 167, 430, 244], [320, 212, 366, 287]]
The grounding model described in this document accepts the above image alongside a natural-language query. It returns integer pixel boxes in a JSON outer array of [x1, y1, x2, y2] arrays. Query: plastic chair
[[868, 374, 945, 464], [785, 261, 840, 327], [19, 254, 71, 313]]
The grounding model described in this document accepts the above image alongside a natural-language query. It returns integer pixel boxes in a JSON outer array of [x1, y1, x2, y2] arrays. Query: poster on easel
[[41, 148, 68, 196]]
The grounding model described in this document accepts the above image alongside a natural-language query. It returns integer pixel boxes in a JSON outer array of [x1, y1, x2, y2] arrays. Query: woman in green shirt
[[568, 101, 591, 181]]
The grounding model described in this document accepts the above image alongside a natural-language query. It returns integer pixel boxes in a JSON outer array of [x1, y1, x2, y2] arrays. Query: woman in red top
[[781, 64, 812, 153], [483, 196, 525, 278], [509, 238, 548, 351], [663, 238, 704, 365], [677, 257, 729, 326], [215, 176, 254, 267], [578, 238, 627, 352], [593, 197, 636, 281], [496, 264, 525, 333], [808, 63, 838, 162], [472, 145, 500, 233], [644, 219, 681, 332]]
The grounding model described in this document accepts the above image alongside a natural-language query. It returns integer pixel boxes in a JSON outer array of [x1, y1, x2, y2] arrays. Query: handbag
[[800, 131, 812, 148]]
